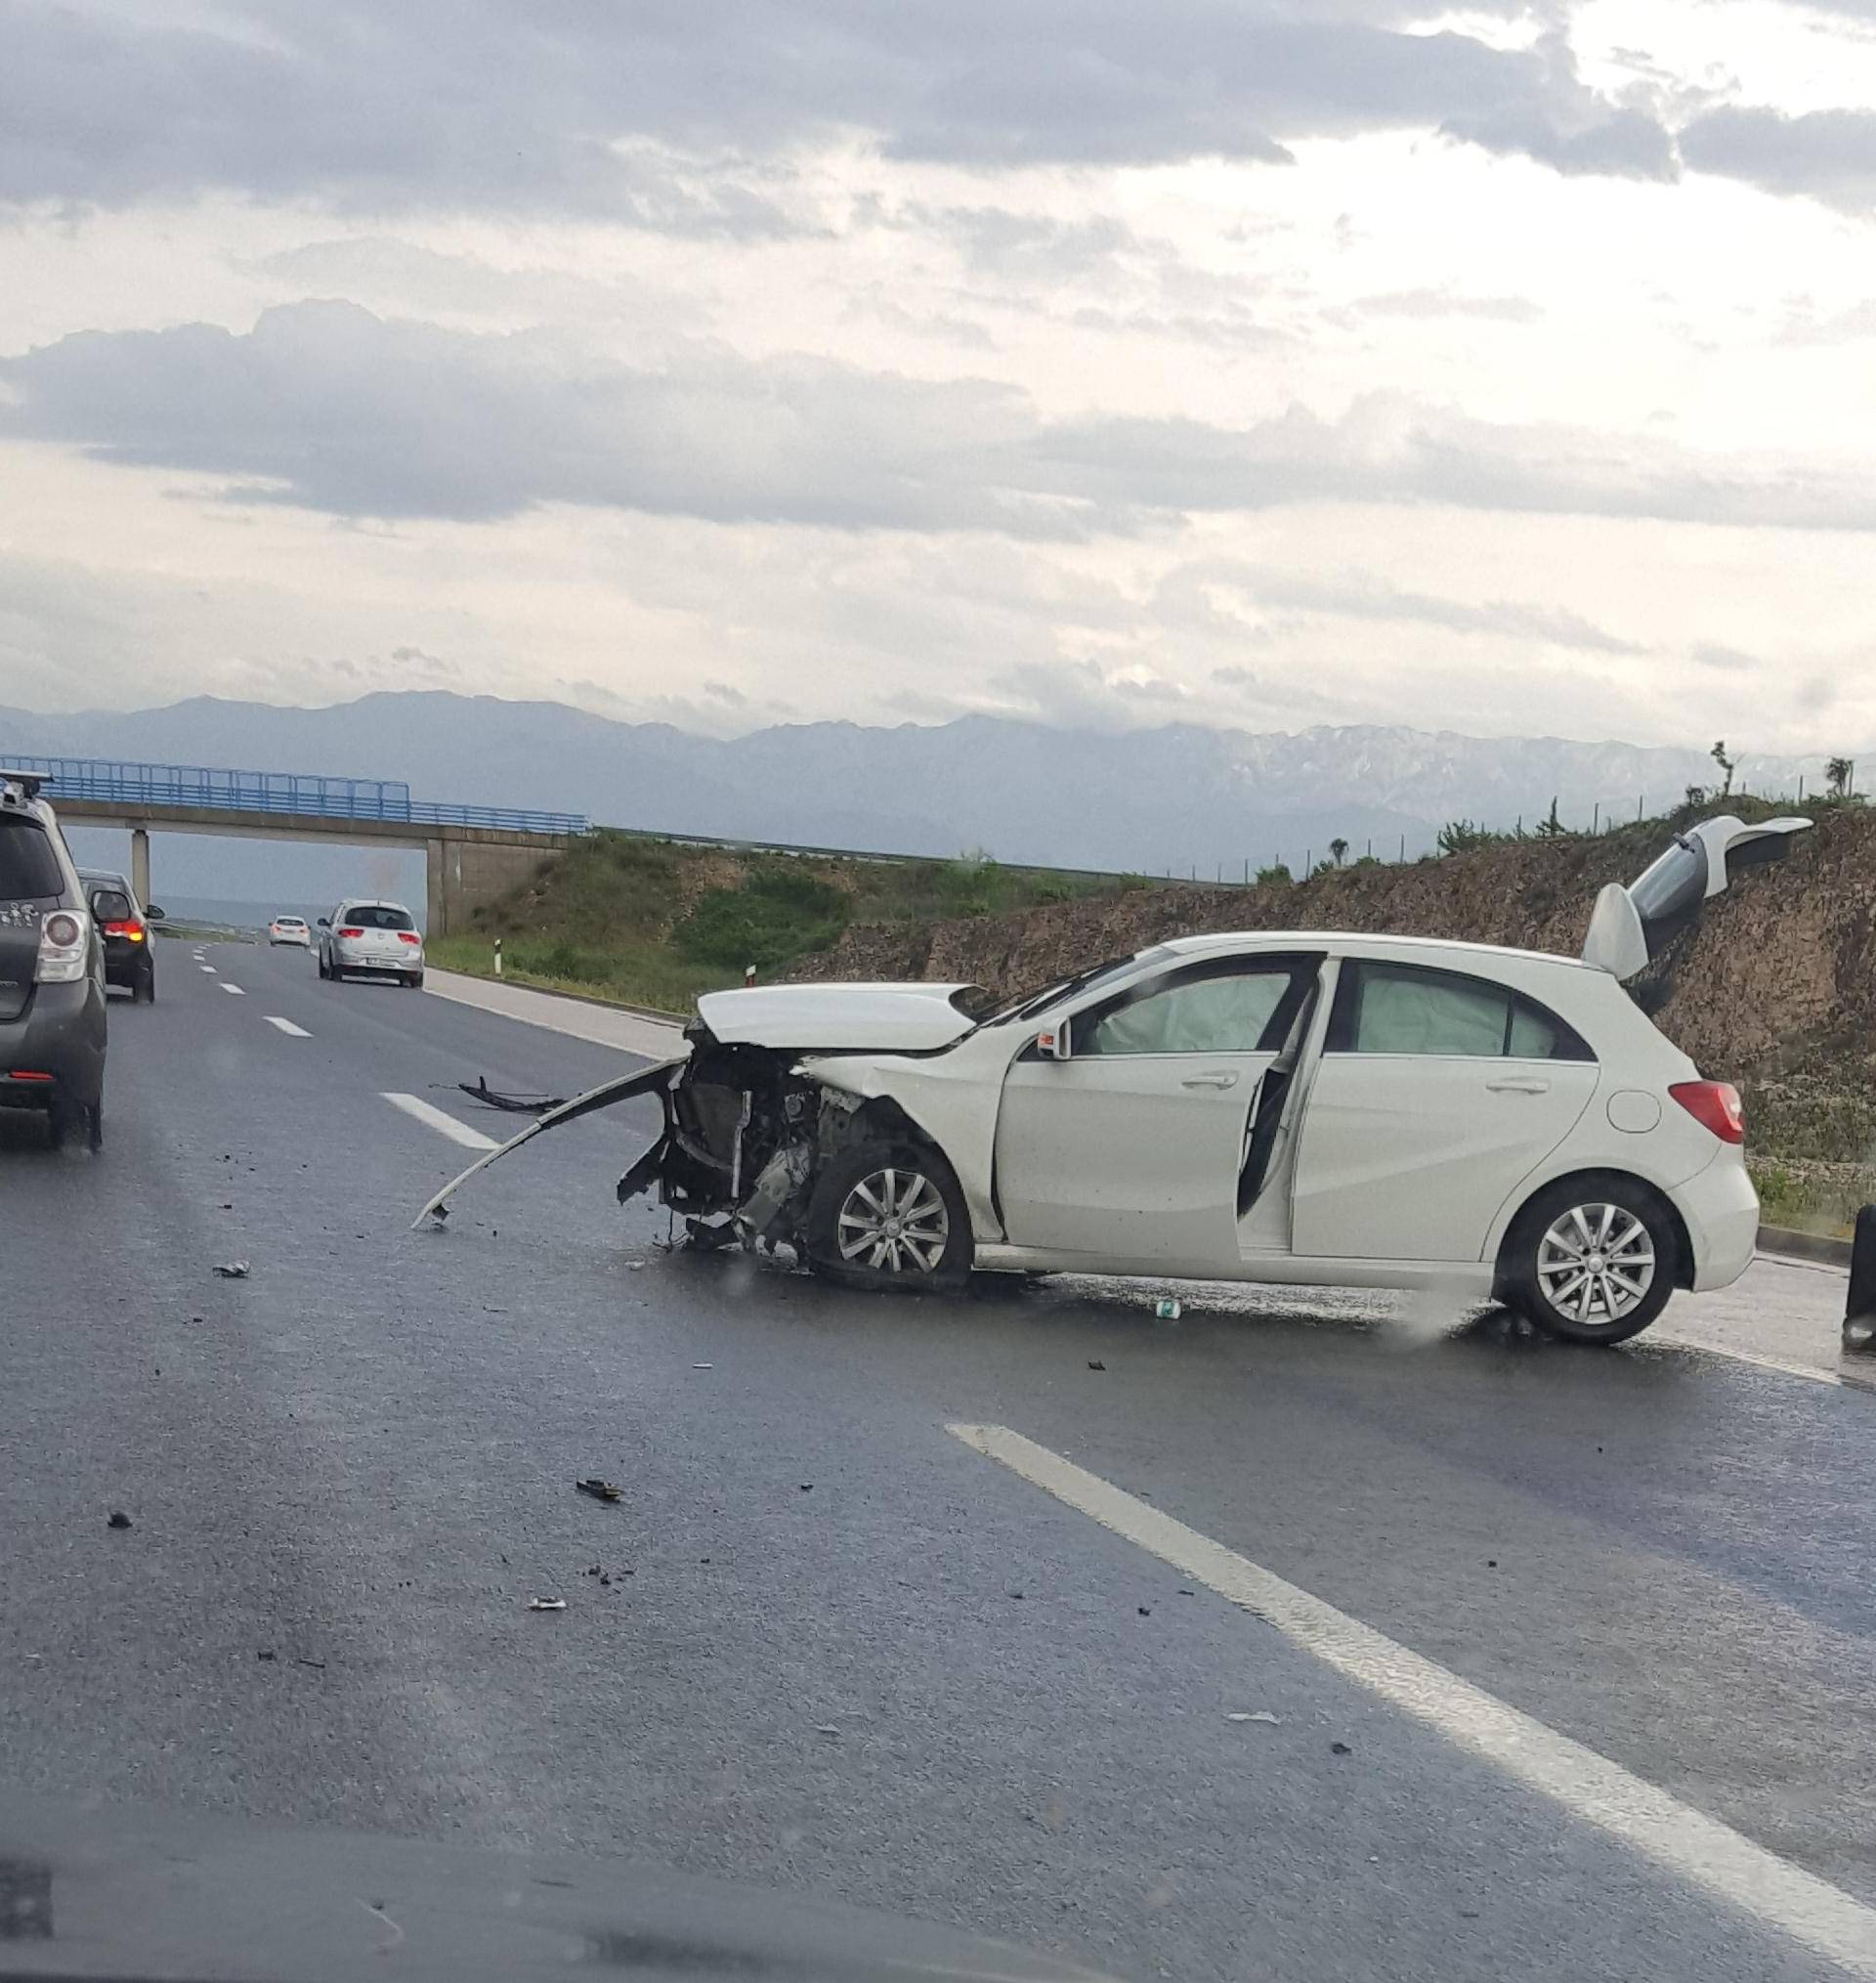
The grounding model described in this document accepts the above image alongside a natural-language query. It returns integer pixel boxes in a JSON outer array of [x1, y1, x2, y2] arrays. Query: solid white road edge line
[[264, 1016, 311, 1037], [1651, 1333, 1845, 1389], [381, 1092, 499, 1152], [947, 1422, 1876, 1980], [220, 982, 245, 996]]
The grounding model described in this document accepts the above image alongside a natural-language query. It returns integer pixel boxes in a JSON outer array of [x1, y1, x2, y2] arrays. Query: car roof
[[1159, 929, 1598, 973], [336, 898, 413, 911], [77, 868, 130, 885]]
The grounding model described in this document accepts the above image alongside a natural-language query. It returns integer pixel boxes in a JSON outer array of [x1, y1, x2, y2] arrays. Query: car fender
[[1477, 1073, 1731, 1264], [799, 1033, 1018, 1244]]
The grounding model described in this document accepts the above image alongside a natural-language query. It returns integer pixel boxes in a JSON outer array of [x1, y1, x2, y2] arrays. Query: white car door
[[994, 954, 1319, 1266], [1290, 959, 1599, 1263]]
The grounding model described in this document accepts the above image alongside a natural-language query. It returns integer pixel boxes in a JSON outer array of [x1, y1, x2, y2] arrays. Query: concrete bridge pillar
[[425, 830, 566, 939], [130, 828, 151, 911]]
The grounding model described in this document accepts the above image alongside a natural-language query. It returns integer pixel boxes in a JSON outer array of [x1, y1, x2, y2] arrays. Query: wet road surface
[[3, 934, 1872, 1983]]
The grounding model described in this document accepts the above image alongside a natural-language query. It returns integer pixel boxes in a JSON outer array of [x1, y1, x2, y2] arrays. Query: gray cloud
[[10, 303, 1876, 539], [1203, 568, 1642, 653], [1678, 106, 1876, 212], [1691, 642, 1759, 671], [1358, 289, 1544, 322], [0, 0, 1674, 218]]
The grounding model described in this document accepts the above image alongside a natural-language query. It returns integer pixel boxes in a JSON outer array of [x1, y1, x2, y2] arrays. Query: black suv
[[77, 868, 162, 1003], [0, 771, 107, 1148]]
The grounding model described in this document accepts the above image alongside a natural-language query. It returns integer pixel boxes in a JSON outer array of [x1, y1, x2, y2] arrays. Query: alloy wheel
[[1536, 1203, 1656, 1325], [835, 1167, 950, 1274]]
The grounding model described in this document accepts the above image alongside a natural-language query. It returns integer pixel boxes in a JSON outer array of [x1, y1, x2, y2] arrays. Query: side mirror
[[145, 905, 165, 922], [317, 917, 330, 928], [1036, 1018, 1072, 1060]]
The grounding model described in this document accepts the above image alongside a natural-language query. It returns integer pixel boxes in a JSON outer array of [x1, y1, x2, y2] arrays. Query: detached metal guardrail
[[4, 755, 587, 837]]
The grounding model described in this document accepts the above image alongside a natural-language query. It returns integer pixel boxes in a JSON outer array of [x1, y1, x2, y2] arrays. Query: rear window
[[0, 819, 65, 900], [342, 905, 414, 931], [277, 916, 306, 927]]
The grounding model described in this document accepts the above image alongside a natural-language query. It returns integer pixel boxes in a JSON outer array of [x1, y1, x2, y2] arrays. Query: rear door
[[0, 815, 65, 1022], [1290, 959, 1599, 1263], [994, 953, 1319, 1265]]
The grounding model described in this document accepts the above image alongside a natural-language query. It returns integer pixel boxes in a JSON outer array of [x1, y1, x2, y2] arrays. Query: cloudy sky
[[3, 0, 1874, 751]]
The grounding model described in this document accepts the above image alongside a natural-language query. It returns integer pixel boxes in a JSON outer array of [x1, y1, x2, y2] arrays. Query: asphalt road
[[3, 934, 1873, 1983]]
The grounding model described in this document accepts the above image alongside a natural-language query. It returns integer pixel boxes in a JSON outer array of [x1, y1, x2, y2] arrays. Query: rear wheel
[[1500, 1177, 1677, 1344], [805, 1137, 972, 1292], [134, 965, 154, 1004], [47, 1095, 86, 1151]]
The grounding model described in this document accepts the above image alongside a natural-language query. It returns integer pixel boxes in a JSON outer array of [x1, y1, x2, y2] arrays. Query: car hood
[[697, 981, 984, 1052]]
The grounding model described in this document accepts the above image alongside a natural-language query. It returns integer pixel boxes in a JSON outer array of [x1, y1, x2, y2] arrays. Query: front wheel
[[1500, 1178, 1677, 1345], [804, 1138, 972, 1292]]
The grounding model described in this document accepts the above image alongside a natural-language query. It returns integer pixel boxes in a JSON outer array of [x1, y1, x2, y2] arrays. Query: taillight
[[35, 909, 89, 984], [1670, 1080, 1745, 1144], [397, 931, 421, 945], [103, 920, 145, 941], [339, 927, 363, 939]]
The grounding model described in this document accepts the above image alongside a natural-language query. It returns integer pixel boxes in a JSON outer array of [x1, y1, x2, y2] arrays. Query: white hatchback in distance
[[269, 915, 312, 947], [318, 900, 425, 987], [425, 815, 1807, 1346]]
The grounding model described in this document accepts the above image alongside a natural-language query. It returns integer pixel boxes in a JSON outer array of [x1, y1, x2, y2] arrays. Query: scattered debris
[[107, 1511, 132, 1530], [459, 1075, 570, 1115], [576, 1478, 623, 1503], [1486, 1559, 1498, 1569], [1155, 1298, 1182, 1320], [220, 1202, 233, 1211], [1010, 1590, 1024, 1601], [813, 1725, 840, 1737], [1331, 1741, 1352, 1755], [626, 1261, 646, 1272], [1178, 1588, 1195, 1597], [212, 1262, 249, 1279], [257, 1650, 276, 1661], [1087, 1359, 1106, 1371], [529, 1597, 567, 1613], [693, 1362, 713, 1370], [1226, 1711, 1280, 1725], [799, 1484, 813, 1492], [296, 1658, 326, 1670], [600, 1574, 612, 1587], [1137, 1606, 1151, 1617]]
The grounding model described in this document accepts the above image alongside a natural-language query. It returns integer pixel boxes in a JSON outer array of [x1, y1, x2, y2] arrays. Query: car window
[[0, 819, 65, 900], [1077, 964, 1300, 1056], [341, 905, 415, 931], [1331, 961, 1592, 1060]]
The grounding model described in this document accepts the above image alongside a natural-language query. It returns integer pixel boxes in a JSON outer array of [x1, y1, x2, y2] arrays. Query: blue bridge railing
[[4, 756, 587, 836]]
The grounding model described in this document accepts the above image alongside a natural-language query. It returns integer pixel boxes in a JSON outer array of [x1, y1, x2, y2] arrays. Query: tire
[[406, 970, 425, 989], [1499, 1176, 1678, 1345], [804, 1136, 972, 1292], [317, 951, 328, 980], [135, 966, 154, 1004], [87, 1098, 104, 1151], [47, 1096, 84, 1151]]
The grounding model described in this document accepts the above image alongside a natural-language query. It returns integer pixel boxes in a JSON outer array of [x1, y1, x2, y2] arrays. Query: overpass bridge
[[8, 757, 587, 935]]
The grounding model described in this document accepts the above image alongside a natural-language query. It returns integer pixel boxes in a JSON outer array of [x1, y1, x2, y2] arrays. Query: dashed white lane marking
[[949, 1422, 1876, 1979], [199, 965, 216, 973], [381, 1092, 498, 1151], [265, 1016, 311, 1037], [220, 981, 244, 996]]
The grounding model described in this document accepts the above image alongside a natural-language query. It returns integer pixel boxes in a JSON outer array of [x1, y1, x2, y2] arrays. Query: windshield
[[341, 905, 414, 930], [976, 946, 1172, 1026], [0, 818, 64, 900]]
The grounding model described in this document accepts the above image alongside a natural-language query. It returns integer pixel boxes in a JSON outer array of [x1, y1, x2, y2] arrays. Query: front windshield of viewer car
[[7, 4, 1875, 1982]]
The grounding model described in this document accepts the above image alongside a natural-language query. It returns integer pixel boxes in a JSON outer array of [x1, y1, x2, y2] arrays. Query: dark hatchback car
[[0, 771, 107, 1148], [77, 867, 163, 1002]]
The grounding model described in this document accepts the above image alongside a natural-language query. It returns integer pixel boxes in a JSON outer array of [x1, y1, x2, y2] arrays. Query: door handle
[[1180, 1070, 1239, 1090], [1485, 1075, 1551, 1094]]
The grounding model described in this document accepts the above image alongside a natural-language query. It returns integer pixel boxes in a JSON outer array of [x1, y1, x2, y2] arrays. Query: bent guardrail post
[[1845, 1205, 1876, 1354]]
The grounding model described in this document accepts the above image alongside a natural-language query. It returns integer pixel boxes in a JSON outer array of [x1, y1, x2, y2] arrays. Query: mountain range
[[1, 693, 1850, 910]]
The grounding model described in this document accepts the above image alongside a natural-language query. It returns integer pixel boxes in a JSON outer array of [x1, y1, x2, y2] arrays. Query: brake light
[[397, 931, 421, 945], [1670, 1080, 1745, 1144], [339, 927, 363, 939], [7, 1070, 53, 1082], [35, 909, 89, 984]]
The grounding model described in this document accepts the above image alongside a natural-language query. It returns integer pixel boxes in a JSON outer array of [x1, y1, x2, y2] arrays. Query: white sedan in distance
[[318, 899, 425, 988], [422, 816, 1808, 1346], [268, 915, 312, 947]]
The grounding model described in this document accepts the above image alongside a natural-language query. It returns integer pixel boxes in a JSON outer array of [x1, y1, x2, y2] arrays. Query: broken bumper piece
[[410, 1055, 688, 1229]]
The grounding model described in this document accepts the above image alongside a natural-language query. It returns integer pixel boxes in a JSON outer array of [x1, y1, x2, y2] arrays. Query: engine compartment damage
[[411, 1023, 898, 1270]]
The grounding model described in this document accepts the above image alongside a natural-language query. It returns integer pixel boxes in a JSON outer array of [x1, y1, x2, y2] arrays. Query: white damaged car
[[418, 815, 1807, 1345]]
